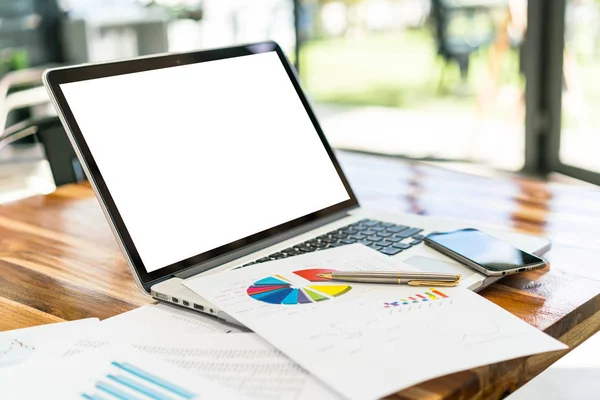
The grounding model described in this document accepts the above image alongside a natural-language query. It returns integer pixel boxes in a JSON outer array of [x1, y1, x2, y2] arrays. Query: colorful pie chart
[[247, 268, 352, 305]]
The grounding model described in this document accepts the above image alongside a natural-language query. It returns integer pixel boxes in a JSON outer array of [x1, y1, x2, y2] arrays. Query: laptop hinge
[[173, 210, 353, 280]]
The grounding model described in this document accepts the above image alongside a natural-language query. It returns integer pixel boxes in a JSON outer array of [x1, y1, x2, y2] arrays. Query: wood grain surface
[[1, 151, 599, 399]]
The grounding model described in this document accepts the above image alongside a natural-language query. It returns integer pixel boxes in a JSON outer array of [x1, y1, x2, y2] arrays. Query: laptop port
[[171, 297, 179, 303], [182, 300, 190, 306], [194, 304, 204, 311], [210, 308, 214, 313], [154, 292, 168, 300]]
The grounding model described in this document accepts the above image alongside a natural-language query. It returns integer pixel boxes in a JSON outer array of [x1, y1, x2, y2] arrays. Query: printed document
[[185, 244, 567, 400], [45, 332, 340, 400], [0, 318, 99, 369], [0, 346, 246, 399]]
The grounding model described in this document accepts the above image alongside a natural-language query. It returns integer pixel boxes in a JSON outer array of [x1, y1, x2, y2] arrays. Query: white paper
[[0, 345, 247, 399], [0, 318, 99, 369], [506, 329, 600, 400], [184, 244, 568, 400], [101, 303, 244, 335], [48, 332, 341, 400]]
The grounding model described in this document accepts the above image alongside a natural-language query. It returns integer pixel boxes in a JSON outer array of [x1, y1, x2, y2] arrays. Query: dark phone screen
[[426, 229, 545, 271]]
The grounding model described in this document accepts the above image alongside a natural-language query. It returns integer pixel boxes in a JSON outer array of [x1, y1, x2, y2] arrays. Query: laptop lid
[[44, 42, 359, 292]]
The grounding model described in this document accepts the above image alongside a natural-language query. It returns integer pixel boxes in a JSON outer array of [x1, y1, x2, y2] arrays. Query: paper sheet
[[506, 329, 600, 400], [0, 318, 99, 369], [48, 332, 340, 400], [101, 303, 244, 335], [0, 345, 247, 399], [133, 333, 341, 400], [184, 244, 568, 400]]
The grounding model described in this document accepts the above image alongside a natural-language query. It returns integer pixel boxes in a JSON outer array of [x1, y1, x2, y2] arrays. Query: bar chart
[[81, 360, 197, 400], [383, 289, 450, 308]]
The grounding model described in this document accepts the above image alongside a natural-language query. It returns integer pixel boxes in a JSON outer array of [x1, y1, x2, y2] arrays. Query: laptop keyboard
[[238, 218, 425, 268]]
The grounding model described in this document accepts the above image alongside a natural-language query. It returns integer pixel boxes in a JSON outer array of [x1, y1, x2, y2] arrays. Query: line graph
[[0, 338, 37, 367], [0, 339, 35, 355], [424, 311, 518, 347]]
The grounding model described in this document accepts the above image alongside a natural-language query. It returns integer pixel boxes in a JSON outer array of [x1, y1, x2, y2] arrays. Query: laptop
[[43, 42, 550, 326]]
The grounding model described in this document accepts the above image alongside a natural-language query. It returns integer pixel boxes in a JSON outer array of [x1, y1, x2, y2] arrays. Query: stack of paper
[[0, 245, 568, 400], [0, 304, 340, 399]]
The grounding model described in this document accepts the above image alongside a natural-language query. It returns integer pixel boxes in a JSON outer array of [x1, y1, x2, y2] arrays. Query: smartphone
[[424, 228, 548, 277]]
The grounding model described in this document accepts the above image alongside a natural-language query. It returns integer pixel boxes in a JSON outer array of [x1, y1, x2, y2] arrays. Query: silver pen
[[316, 271, 461, 287]]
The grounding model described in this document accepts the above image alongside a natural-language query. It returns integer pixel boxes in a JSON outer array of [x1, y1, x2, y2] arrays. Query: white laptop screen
[[59, 51, 351, 273]]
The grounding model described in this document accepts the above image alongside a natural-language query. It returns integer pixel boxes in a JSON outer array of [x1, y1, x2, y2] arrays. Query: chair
[[430, 0, 497, 91], [0, 68, 50, 133], [1, 116, 85, 187], [0, 68, 83, 188], [0, 1, 84, 189]]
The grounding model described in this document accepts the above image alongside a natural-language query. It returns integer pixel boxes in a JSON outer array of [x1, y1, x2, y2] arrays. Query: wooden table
[[1, 151, 600, 399]]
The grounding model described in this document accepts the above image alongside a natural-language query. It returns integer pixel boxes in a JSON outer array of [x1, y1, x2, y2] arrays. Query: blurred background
[[0, 0, 597, 202]]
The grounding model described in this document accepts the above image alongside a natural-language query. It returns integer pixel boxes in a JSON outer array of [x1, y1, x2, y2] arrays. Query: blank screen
[[60, 52, 350, 273]]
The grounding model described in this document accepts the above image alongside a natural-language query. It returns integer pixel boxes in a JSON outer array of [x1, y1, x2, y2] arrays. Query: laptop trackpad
[[404, 256, 477, 278]]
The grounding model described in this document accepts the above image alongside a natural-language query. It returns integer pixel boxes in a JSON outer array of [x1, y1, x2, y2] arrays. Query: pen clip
[[407, 280, 459, 287]]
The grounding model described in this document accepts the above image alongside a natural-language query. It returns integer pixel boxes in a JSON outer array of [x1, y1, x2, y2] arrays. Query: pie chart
[[247, 268, 352, 305]]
